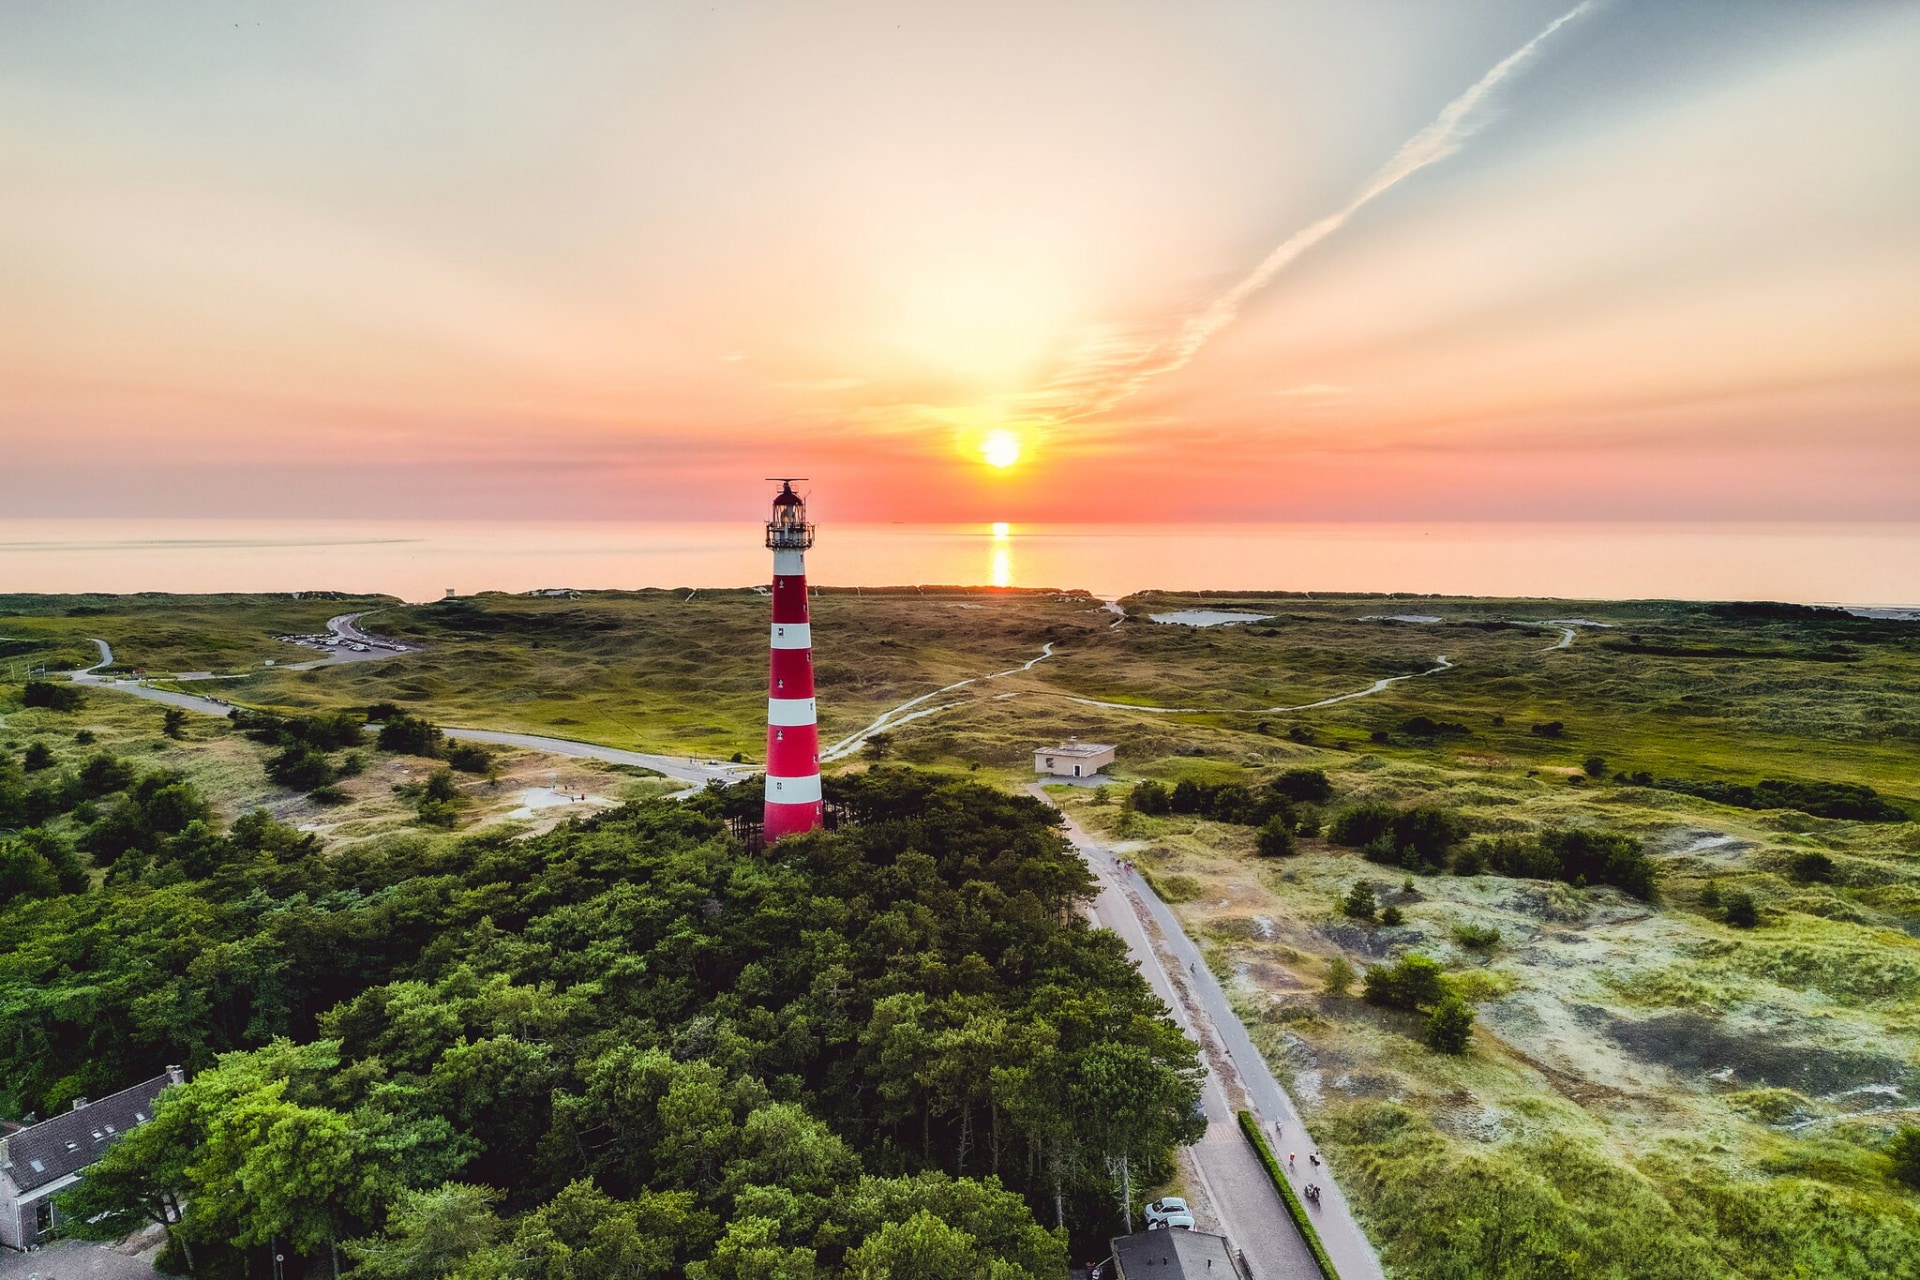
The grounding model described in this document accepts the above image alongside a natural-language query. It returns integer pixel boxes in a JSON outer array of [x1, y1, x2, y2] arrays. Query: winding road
[[69, 643, 750, 788]]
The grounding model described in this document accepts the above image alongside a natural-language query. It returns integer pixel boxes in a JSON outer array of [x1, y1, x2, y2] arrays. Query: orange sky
[[3, 1, 1916, 522]]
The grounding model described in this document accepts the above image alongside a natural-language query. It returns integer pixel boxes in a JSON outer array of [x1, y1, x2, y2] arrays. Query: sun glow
[[980, 430, 1022, 469]]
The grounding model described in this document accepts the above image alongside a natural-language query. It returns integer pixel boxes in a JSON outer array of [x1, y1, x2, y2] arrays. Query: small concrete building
[[0, 1069, 181, 1251], [1035, 738, 1116, 779], [1108, 1228, 1244, 1279]]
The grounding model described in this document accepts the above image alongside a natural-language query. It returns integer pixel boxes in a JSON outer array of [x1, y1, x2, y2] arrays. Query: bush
[[1789, 852, 1837, 884], [77, 752, 138, 799], [307, 785, 351, 806], [423, 767, 461, 803], [22, 742, 54, 773], [1129, 780, 1171, 815], [162, 708, 188, 740], [1401, 716, 1468, 738], [1723, 890, 1758, 928], [1324, 956, 1355, 997], [1478, 830, 1654, 899], [1255, 817, 1295, 858], [1335, 805, 1463, 872], [1369, 729, 1392, 745], [378, 713, 446, 758], [1364, 954, 1446, 1011], [1451, 843, 1485, 876], [1341, 881, 1377, 923], [1331, 803, 1395, 849], [1889, 1125, 1920, 1190], [1423, 994, 1475, 1054], [1583, 756, 1608, 778], [1531, 721, 1565, 738], [1286, 725, 1316, 745], [1380, 904, 1405, 926], [1452, 923, 1502, 951], [266, 742, 336, 792], [447, 742, 494, 775], [22, 681, 83, 712], [1271, 768, 1332, 804]]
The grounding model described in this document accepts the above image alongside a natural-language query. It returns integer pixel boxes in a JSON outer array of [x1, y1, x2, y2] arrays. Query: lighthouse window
[[777, 678, 785, 690], [776, 729, 785, 741]]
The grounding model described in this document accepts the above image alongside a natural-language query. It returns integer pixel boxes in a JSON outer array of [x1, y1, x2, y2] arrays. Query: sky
[[3, 0, 1917, 524]]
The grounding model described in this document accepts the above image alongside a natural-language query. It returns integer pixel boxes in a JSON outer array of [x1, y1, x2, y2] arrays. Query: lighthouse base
[[764, 800, 825, 841]]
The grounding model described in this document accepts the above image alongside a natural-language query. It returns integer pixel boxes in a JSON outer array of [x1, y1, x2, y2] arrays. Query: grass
[[7, 586, 1920, 1276]]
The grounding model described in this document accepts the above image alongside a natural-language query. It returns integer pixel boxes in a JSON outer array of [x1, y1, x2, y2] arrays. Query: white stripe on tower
[[764, 480, 824, 841]]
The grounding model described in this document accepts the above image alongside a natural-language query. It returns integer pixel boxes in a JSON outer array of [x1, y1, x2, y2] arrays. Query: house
[[1108, 1228, 1244, 1279], [1034, 738, 1116, 779], [0, 1069, 182, 1251]]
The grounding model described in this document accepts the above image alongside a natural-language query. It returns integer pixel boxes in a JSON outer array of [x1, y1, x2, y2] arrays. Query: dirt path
[[819, 642, 1058, 762], [1055, 655, 1454, 716]]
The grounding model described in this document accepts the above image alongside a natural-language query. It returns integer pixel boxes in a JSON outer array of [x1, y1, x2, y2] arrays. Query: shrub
[[1129, 780, 1171, 815], [1531, 721, 1565, 738], [1583, 756, 1608, 778], [22, 681, 83, 712], [1255, 817, 1295, 858], [1381, 905, 1405, 926], [1723, 890, 1758, 928], [22, 743, 54, 773], [72, 729, 95, 745], [266, 742, 336, 792], [1401, 716, 1468, 738], [423, 767, 461, 803], [1889, 1125, 1920, 1190], [1286, 725, 1316, 745], [308, 785, 351, 806], [447, 742, 494, 775], [1452, 923, 1502, 951], [77, 752, 138, 799], [1789, 852, 1837, 884], [1331, 803, 1395, 849], [1364, 954, 1446, 1011], [1451, 843, 1485, 876], [1324, 956, 1355, 997], [1479, 830, 1653, 899], [1271, 768, 1332, 804], [1369, 730, 1392, 745], [1423, 994, 1475, 1054], [379, 714, 446, 758], [1341, 881, 1377, 923], [162, 708, 188, 740]]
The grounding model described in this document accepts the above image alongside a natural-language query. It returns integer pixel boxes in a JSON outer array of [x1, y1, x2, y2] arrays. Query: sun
[[980, 430, 1022, 469]]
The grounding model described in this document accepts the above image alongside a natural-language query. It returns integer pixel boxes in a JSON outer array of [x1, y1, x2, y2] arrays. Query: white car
[[1143, 1197, 1195, 1230]]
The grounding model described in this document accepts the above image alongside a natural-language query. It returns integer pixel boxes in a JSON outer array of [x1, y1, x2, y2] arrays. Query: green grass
[[7, 586, 1920, 1277]]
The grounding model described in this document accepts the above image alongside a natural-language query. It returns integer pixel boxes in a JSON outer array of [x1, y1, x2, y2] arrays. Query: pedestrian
[[1289, 1152, 1296, 1170], [1310, 1152, 1320, 1167]]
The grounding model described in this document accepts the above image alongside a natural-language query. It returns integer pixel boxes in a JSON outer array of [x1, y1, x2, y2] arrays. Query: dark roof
[[1112, 1229, 1241, 1280], [2, 1075, 173, 1193]]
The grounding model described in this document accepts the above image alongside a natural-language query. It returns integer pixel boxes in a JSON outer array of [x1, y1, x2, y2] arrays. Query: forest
[[1, 761, 1203, 1277]]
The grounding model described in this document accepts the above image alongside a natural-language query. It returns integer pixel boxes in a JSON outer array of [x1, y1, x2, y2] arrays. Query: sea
[[2, 519, 1918, 608]]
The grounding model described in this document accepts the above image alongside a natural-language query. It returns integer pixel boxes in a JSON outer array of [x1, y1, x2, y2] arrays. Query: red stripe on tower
[[763, 480, 823, 840]]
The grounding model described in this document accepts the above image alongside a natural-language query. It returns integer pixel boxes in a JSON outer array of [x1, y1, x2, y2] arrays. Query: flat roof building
[[1035, 738, 1115, 779]]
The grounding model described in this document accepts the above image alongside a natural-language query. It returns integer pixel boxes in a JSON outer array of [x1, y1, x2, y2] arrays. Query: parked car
[[1143, 1197, 1195, 1230]]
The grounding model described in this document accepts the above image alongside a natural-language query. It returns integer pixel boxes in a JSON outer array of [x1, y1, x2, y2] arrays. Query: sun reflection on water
[[990, 521, 1012, 587]]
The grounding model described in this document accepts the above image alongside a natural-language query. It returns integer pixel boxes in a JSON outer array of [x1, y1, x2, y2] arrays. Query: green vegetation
[[8, 586, 1920, 1276], [4, 758, 1200, 1273]]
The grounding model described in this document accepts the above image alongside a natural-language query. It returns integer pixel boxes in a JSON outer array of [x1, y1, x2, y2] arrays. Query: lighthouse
[[763, 480, 824, 840]]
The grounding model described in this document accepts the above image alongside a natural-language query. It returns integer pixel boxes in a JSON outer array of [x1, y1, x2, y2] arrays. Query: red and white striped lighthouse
[[763, 480, 824, 840]]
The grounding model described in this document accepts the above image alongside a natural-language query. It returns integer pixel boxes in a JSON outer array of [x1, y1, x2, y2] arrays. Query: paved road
[[70, 647, 754, 790], [1037, 790, 1387, 1280]]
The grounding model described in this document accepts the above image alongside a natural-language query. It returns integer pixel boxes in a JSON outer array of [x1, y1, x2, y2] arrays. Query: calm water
[[2, 519, 1917, 605]]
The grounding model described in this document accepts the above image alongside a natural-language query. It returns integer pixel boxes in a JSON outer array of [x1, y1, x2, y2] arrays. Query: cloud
[[1036, 1, 1599, 423]]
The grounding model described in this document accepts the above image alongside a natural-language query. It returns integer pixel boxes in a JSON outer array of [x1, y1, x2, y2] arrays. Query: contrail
[[1049, 1, 1597, 420]]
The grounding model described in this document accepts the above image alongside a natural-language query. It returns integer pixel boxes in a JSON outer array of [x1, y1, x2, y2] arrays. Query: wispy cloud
[[1035, 1, 1598, 422]]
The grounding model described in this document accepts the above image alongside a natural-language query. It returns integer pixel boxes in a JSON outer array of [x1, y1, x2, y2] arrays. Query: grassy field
[[5, 586, 1919, 1276]]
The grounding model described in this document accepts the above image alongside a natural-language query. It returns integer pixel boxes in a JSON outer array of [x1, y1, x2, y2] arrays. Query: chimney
[[165, 1065, 186, 1086], [70, 1097, 89, 1111]]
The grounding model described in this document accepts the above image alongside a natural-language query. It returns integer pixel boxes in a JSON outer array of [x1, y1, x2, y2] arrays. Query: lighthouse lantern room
[[763, 480, 823, 839]]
